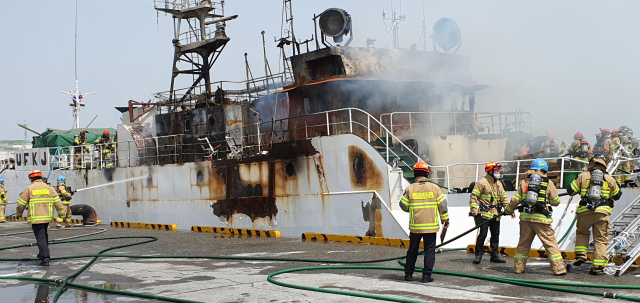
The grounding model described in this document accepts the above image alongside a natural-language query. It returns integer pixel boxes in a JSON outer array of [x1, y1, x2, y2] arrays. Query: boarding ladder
[[603, 146, 640, 275], [605, 193, 640, 276]]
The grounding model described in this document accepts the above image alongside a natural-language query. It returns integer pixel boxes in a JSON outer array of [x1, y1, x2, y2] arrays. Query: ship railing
[[152, 73, 292, 111], [177, 27, 214, 46], [379, 111, 532, 137], [154, 0, 221, 11], [230, 107, 426, 169], [424, 157, 591, 192]]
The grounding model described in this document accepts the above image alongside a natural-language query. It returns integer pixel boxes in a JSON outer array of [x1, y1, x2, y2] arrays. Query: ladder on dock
[[605, 193, 640, 276]]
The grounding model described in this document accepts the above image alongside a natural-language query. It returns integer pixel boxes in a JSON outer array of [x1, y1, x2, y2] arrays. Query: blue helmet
[[530, 158, 548, 172], [0, 178, 3, 184], [57, 175, 66, 183]]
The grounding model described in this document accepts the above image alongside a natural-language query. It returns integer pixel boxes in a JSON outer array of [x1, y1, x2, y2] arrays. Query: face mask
[[493, 173, 501, 180]]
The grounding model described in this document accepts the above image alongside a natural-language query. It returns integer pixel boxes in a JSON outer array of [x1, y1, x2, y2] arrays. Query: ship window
[[184, 119, 191, 132], [208, 115, 215, 127]]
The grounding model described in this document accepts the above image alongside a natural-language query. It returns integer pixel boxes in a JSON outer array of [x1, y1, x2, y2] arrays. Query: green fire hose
[[1, 215, 639, 303]]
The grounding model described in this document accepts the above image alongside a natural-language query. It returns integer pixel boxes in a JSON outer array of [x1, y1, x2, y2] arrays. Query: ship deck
[[0, 222, 638, 303]]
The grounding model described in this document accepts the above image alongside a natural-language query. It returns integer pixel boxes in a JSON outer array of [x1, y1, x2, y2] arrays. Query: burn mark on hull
[[212, 196, 278, 222], [348, 145, 384, 190]]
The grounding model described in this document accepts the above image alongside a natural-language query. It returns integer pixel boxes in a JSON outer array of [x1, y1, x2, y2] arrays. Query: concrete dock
[[0, 222, 638, 303]]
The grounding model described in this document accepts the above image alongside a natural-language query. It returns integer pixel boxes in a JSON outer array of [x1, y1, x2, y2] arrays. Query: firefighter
[[470, 162, 512, 264], [73, 130, 89, 169], [611, 129, 631, 182], [400, 161, 449, 283], [0, 178, 7, 223], [94, 130, 115, 168], [601, 129, 612, 161], [593, 133, 603, 154], [519, 138, 535, 155], [505, 159, 567, 275], [569, 132, 591, 162], [540, 135, 560, 157], [56, 175, 74, 228], [567, 158, 621, 275], [16, 170, 66, 266]]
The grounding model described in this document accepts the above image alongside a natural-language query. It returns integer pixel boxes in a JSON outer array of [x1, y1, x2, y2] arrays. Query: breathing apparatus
[[584, 169, 604, 210], [579, 140, 589, 158], [519, 159, 552, 217]]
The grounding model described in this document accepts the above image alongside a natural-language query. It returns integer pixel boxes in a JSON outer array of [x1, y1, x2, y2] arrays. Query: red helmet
[[485, 162, 502, 173], [546, 135, 554, 141], [412, 161, 430, 173], [601, 129, 610, 136], [596, 133, 602, 139], [612, 129, 621, 136], [29, 169, 43, 179], [574, 132, 584, 140], [103, 130, 110, 136]]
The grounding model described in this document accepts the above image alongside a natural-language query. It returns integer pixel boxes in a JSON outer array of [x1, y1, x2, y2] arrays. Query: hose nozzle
[[603, 292, 617, 299]]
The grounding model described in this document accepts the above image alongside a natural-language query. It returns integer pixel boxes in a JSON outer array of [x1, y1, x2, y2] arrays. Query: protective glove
[[443, 220, 450, 229], [470, 209, 478, 217]]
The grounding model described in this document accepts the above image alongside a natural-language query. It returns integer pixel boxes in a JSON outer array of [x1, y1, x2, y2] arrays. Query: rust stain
[[348, 145, 384, 190], [375, 209, 383, 238]]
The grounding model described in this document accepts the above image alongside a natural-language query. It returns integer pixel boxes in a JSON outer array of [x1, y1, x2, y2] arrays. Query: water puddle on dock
[[0, 283, 163, 303]]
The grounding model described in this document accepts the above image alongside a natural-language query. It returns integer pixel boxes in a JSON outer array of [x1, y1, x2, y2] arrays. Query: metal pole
[[349, 108, 353, 134], [446, 166, 451, 193], [390, 113, 394, 136], [515, 160, 521, 187], [475, 163, 479, 183], [326, 112, 330, 136], [409, 113, 413, 136], [386, 130, 389, 163], [560, 157, 565, 188], [367, 115, 371, 142]]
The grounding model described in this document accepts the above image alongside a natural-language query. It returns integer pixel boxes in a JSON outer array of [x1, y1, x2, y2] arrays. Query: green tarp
[[33, 128, 116, 148]]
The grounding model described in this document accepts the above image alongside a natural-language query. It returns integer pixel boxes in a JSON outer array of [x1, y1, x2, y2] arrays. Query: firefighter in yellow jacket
[[400, 161, 449, 283], [56, 175, 74, 228], [16, 170, 66, 266], [567, 157, 621, 275], [470, 162, 512, 264], [0, 178, 7, 223], [505, 159, 567, 275]]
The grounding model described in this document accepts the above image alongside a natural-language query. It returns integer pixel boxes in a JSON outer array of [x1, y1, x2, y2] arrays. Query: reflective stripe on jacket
[[400, 176, 448, 234]]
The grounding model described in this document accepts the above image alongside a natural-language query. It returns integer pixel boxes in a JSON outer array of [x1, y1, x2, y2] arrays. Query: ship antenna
[[59, 0, 95, 129]]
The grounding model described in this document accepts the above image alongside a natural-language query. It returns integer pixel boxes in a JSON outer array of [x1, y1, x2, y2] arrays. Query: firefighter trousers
[[32, 223, 50, 259], [514, 221, 566, 274], [618, 161, 632, 182], [575, 213, 610, 268], [474, 216, 500, 255], [0, 202, 6, 221], [405, 232, 436, 278], [57, 204, 73, 227]]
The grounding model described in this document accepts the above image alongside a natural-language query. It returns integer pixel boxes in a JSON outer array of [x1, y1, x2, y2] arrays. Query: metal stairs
[[605, 193, 640, 276], [604, 145, 640, 276]]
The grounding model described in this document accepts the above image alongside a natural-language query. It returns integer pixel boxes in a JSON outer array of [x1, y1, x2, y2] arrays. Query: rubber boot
[[589, 266, 605, 275], [472, 253, 483, 264], [0, 220, 6, 223], [572, 255, 587, 267], [38, 258, 49, 266], [490, 252, 506, 263], [404, 274, 412, 281], [421, 275, 434, 283]]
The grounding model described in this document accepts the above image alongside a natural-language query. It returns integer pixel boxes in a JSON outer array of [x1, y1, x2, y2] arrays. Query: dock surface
[[0, 222, 638, 303]]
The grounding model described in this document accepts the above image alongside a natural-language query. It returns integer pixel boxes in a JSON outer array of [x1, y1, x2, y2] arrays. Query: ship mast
[[59, 0, 95, 129], [155, 0, 236, 111]]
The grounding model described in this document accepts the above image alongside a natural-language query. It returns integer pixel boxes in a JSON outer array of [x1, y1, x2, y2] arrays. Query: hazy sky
[[1, 1, 639, 145]]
